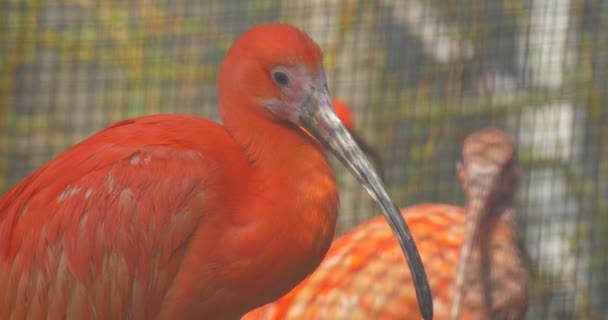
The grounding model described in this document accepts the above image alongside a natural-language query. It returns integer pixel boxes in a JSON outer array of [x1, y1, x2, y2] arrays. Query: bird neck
[[475, 204, 516, 247], [465, 205, 528, 318], [219, 101, 339, 309]]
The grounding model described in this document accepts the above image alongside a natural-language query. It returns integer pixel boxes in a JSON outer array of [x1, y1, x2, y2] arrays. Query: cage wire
[[1, 0, 606, 319]]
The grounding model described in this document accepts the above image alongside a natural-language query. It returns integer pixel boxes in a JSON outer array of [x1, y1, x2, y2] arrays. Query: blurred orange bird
[[0, 24, 432, 319], [245, 124, 529, 320]]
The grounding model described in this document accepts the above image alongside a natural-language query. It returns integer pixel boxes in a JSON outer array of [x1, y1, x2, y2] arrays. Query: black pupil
[[273, 72, 289, 86]]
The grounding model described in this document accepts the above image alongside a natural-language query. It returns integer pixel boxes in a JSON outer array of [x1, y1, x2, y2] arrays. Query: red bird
[[245, 126, 529, 320], [0, 24, 432, 319]]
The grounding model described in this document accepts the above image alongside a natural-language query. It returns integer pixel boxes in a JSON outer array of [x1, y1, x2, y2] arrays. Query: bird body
[[245, 127, 529, 320], [0, 25, 431, 319], [0, 113, 336, 319]]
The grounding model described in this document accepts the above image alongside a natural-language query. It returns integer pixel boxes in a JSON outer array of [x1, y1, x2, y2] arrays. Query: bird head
[[457, 127, 519, 211], [218, 24, 432, 320]]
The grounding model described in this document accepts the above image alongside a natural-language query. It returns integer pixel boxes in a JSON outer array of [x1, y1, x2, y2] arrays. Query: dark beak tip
[[422, 299, 434, 320], [416, 267, 434, 320]]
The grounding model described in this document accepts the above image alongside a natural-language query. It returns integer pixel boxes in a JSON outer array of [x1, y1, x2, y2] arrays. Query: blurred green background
[[1, 0, 606, 318]]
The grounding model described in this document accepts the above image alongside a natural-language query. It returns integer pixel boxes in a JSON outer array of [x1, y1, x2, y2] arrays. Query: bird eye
[[272, 71, 290, 86]]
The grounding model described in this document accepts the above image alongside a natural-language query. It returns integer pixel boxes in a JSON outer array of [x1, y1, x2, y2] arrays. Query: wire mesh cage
[[1, 0, 606, 319]]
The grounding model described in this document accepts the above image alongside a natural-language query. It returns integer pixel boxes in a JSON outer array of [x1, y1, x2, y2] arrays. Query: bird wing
[[0, 114, 246, 319]]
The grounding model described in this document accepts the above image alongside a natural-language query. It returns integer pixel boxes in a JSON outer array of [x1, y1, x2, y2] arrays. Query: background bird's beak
[[451, 160, 486, 320], [298, 87, 433, 320]]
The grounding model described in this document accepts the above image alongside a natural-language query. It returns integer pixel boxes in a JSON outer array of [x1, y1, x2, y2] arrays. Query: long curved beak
[[450, 162, 487, 320], [298, 87, 433, 320], [349, 131, 385, 181]]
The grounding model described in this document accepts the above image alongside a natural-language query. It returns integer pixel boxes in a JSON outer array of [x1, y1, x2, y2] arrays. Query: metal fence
[[1, 1, 606, 319]]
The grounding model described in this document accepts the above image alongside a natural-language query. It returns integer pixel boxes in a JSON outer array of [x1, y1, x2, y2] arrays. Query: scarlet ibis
[[0, 24, 432, 319], [244, 126, 529, 320]]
